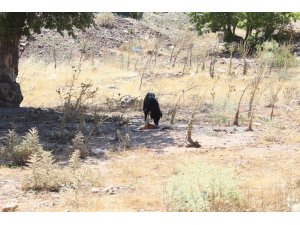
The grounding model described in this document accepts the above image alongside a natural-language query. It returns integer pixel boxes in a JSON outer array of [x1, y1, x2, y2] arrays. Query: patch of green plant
[[165, 162, 241, 212]]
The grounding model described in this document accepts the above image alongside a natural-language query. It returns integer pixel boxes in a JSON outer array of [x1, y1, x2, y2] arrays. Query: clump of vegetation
[[0, 129, 21, 160], [22, 150, 63, 191], [116, 12, 144, 20], [23, 149, 101, 192], [258, 40, 295, 71], [72, 132, 89, 159], [165, 162, 241, 211], [57, 64, 99, 139], [0, 128, 44, 166], [94, 13, 115, 28], [189, 12, 296, 42], [115, 129, 131, 150]]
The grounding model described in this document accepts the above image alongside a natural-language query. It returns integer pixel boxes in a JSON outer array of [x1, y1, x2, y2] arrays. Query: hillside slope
[[19, 13, 192, 63]]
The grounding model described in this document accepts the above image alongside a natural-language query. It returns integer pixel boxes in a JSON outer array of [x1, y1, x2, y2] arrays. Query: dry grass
[[6, 34, 300, 212], [18, 57, 256, 111], [1, 146, 299, 211]]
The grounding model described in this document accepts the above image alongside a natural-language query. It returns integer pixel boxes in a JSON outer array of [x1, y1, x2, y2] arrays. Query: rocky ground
[[19, 13, 176, 63]]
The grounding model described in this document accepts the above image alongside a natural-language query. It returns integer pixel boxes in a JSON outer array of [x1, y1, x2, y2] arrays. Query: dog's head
[[153, 117, 160, 126], [146, 92, 156, 100]]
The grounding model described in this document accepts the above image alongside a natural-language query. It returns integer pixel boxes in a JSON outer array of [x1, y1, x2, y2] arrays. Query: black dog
[[143, 92, 162, 126]]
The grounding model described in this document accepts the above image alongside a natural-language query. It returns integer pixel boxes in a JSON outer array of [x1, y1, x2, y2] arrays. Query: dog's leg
[[145, 111, 151, 124], [144, 112, 149, 124]]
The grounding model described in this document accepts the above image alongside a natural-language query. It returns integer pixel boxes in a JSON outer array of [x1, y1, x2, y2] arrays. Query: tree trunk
[[244, 27, 252, 41], [0, 33, 23, 107]]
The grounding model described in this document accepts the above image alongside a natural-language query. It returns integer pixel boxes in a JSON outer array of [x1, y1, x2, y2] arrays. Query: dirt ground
[[1, 105, 300, 212], [1, 12, 300, 212]]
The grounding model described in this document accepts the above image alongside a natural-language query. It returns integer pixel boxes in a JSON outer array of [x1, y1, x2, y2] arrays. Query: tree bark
[[244, 26, 253, 41], [0, 33, 23, 107]]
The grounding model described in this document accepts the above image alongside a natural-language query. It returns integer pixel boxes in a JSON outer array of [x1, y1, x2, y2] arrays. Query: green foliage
[[165, 162, 241, 212], [189, 12, 296, 42], [189, 12, 241, 42], [292, 12, 300, 20], [0, 13, 95, 38], [256, 40, 296, 69], [116, 12, 144, 20]]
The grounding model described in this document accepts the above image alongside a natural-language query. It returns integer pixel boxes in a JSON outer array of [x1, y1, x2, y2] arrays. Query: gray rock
[[91, 148, 107, 156]]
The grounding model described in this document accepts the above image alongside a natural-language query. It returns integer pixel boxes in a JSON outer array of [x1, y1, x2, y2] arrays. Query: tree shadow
[[0, 108, 181, 158]]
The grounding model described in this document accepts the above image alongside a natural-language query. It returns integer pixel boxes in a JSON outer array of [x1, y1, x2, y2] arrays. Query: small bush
[[72, 132, 89, 159], [1, 128, 44, 166], [23, 149, 100, 192], [23, 150, 63, 191], [165, 162, 241, 212], [258, 40, 295, 69], [116, 12, 144, 20], [0, 129, 21, 161], [95, 13, 115, 28]]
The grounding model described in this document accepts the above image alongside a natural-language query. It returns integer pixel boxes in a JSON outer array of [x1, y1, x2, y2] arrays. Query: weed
[[94, 13, 115, 28], [72, 132, 89, 159], [1, 128, 44, 166], [22, 150, 62, 191], [165, 162, 241, 211]]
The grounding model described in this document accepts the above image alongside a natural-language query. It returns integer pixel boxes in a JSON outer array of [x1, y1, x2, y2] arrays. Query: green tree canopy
[[0, 12, 95, 37], [189, 12, 296, 42]]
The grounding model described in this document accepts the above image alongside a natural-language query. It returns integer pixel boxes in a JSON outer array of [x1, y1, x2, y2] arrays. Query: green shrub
[[257, 40, 296, 69], [116, 12, 144, 20], [165, 162, 241, 212]]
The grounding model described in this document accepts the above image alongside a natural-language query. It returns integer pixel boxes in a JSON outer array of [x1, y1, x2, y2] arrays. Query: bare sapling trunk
[[209, 45, 218, 78], [270, 82, 285, 120], [228, 44, 234, 76], [189, 44, 193, 68], [170, 93, 183, 125], [0, 34, 23, 107], [233, 83, 251, 126], [172, 46, 183, 68], [247, 88, 257, 118], [195, 55, 201, 74], [238, 41, 250, 76], [169, 44, 176, 63], [186, 106, 201, 148], [202, 58, 206, 71], [209, 55, 216, 78], [246, 82, 269, 131], [170, 86, 199, 125]]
